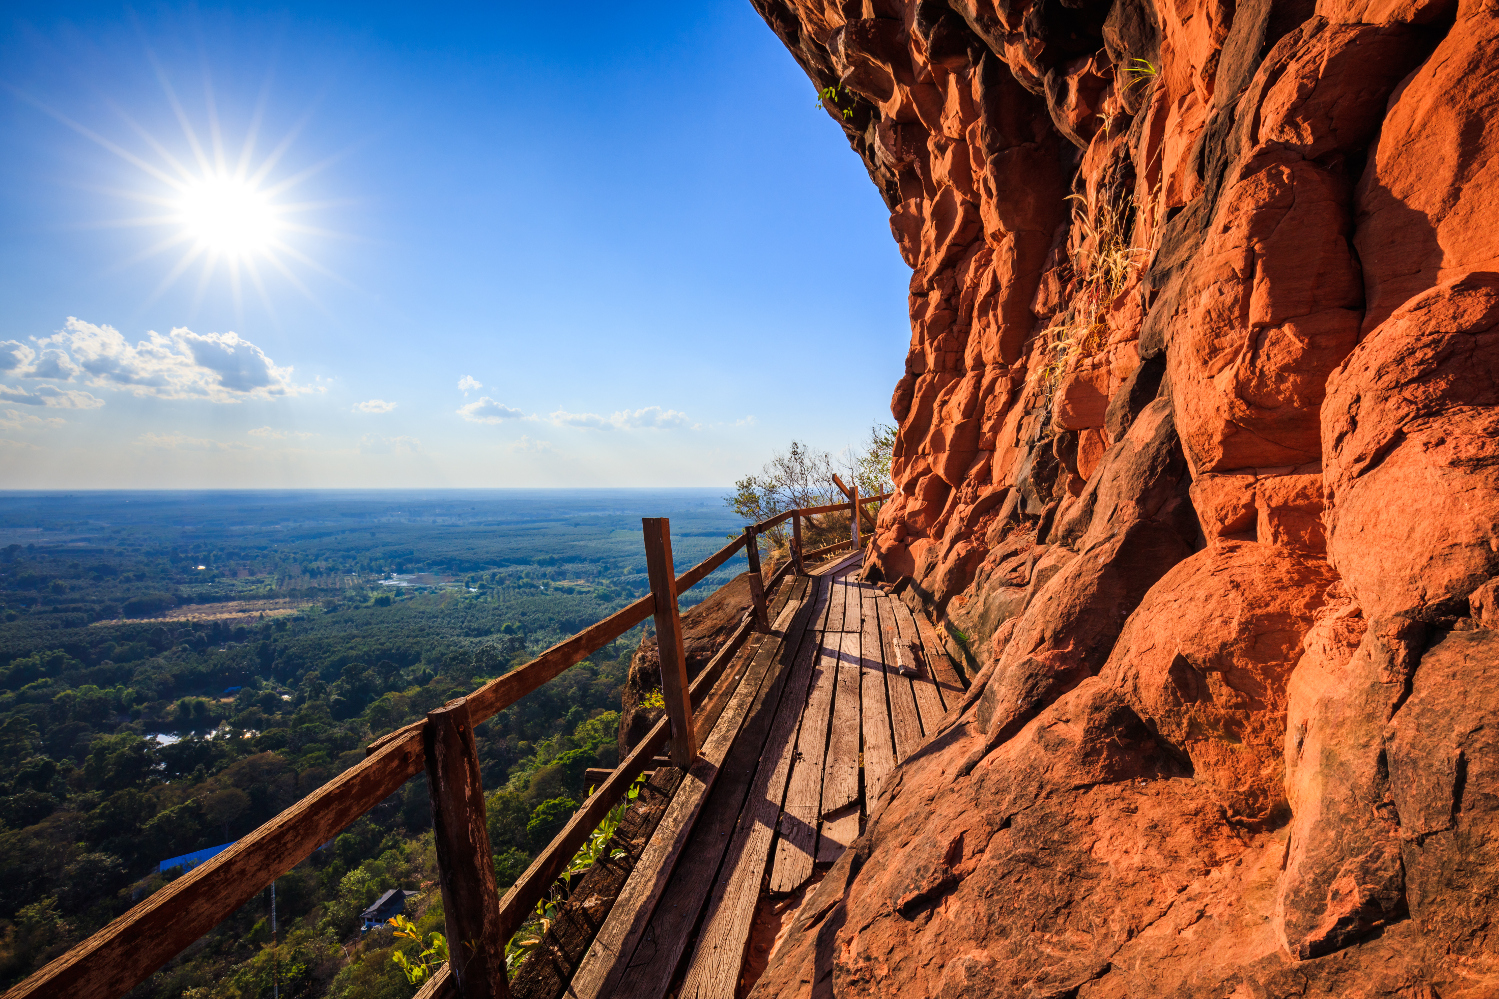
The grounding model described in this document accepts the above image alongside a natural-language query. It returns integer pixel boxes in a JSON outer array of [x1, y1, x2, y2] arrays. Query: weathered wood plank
[[803, 537, 853, 560], [857, 586, 896, 802], [1, 726, 426, 999], [414, 965, 455, 999], [906, 602, 967, 709], [674, 576, 826, 999], [824, 573, 848, 635], [509, 769, 684, 999], [426, 699, 508, 999], [801, 572, 833, 635], [605, 580, 823, 999], [876, 593, 923, 762], [769, 617, 838, 894], [820, 631, 861, 815], [816, 805, 860, 864], [642, 518, 697, 768], [563, 580, 808, 999], [890, 599, 945, 735], [841, 574, 862, 633]]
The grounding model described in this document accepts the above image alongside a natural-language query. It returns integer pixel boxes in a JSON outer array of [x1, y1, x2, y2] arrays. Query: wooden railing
[[3, 492, 889, 999]]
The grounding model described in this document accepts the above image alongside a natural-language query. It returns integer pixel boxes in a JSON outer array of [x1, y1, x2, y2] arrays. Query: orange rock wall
[[749, 0, 1499, 992]]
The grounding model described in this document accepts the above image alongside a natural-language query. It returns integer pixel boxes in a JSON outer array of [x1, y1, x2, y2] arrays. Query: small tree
[[726, 441, 840, 548]]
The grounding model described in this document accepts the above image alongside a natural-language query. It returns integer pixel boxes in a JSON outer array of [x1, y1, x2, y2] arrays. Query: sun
[[176, 175, 281, 256]]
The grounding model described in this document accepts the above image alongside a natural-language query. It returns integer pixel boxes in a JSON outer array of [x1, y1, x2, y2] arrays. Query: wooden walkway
[[531, 552, 964, 999]]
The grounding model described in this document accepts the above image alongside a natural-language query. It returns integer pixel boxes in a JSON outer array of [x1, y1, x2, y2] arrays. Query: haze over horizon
[[1, 2, 909, 490]]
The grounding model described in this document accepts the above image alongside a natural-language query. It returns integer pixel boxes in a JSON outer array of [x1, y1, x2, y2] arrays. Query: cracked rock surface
[[747, 0, 1499, 992]]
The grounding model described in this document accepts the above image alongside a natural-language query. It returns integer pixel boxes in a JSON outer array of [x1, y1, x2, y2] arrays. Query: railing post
[[742, 525, 770, 632], [852, 482, 861, 550], [641, 518, 697, 768], [792, 511, 805, 575], [425, 697, 509, 999]]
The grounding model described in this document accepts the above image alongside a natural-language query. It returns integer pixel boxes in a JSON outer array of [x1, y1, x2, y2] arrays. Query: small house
[[360, 889, 417, 933]]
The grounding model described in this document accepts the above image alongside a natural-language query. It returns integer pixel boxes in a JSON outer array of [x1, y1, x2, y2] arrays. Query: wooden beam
[[607, 579, 823, 999], [2, 727, 426, 999], [642, 517, 697, 768], [857, 584, 896, 800], [742, 526, 769, 632], [674, 533, 746, 595], [675, 581, 826, 999], [791, 512, 804, 575], [566, 578, 809, 999], [803, 537, 854, 560], [465, 594, 653, 724], [425, 698, 508, 999], [755, 509, 794, 532], [413, 965, 455, 999], [832, 474, 877, 533], [852, 481, 861, 550]]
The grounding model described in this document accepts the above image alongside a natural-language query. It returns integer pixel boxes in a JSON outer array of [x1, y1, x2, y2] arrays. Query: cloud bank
[[6, 319, 308, 404], [353, 399, 397, 414], [458, 397, 525, 424]]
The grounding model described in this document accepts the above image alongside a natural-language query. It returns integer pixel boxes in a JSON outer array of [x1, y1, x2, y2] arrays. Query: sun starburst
[[21, 58, 350, 321]]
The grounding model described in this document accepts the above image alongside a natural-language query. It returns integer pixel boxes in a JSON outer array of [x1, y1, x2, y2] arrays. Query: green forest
[[0, 490, 746, 998]]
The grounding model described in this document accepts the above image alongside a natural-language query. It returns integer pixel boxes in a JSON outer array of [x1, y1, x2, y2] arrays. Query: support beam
[[642, 518, 698, 768], [792, 512, 805, 576], [742, 526, 769, 631], [852, 481, 861, 550], [425, 698, 508, 999]]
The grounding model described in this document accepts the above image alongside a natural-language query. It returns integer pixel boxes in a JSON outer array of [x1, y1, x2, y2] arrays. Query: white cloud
[[0, 341, 36, 372], [359, 434, 422, 455], [734, 415, 757, 427], [0, 384, 105, 409], [0, 409, 66, 432], [135, 432, 258, 452], [20, 318, 307, 403], [0, 438, 40, 451], [457, 375, 482, 394], [509, 435, 556, 453], [29, 349, 81, 380], [614, 406, 694, 430], [459, 397, 525, 424], [548, 406, 696, 431], [549, 409, 613, 430], [353, 399, 397, 414], [248, 426, 316, 440]]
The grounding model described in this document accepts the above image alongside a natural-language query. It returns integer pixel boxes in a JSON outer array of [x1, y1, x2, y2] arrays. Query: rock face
[[748, 0, 1499, 993]]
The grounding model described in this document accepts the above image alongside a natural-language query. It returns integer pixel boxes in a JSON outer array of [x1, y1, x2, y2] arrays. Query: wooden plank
[[768, 620, 838, 894], [816, 805, 860, 864], [508, 769, 684, 998], [673, 576, 826, 999], [425, 699, 508, 999], [841, 574, 862, 634], [801, 573, 833, 635], [642, 518, 696, 768], [820, 631, 861, 815], [797, 499, 855, 517], [876, 593, 923, 763], [414, 966, 455, 999], [803, 537, 853, 561], [755, 509, 794, 532], [809, 548, 863, 578], [564, 580, 809, 999], [890, 599, 945, 735], [2, 726, 426, 999], [824, 573, 848, 634], [906, 603, 967, 709], [674, 533, 746, 595], [467, 595, 653, 723], [857, 585, 896, 802], [791, 512, 804, 575], [605, 580, 823, 999], [832, 474, 878, 533]]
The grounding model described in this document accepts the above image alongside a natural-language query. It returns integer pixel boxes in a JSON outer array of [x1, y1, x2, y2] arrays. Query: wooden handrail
[[803, 537, 856, 560], [3, 502, 843, 999]]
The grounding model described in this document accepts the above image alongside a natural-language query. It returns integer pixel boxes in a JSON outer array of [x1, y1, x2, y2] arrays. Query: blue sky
[[0, 2, 909, 488]]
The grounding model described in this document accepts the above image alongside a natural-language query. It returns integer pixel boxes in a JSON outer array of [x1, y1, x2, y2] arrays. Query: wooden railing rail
[[4, 499, 869, 999]]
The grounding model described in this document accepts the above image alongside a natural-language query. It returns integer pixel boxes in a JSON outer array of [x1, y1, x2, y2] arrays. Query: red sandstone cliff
[[748, 0, 1499, 993]]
